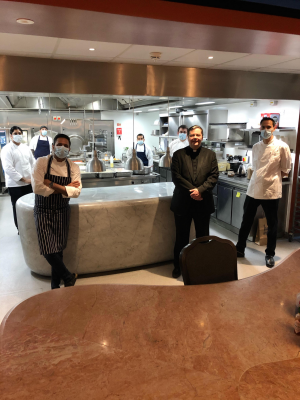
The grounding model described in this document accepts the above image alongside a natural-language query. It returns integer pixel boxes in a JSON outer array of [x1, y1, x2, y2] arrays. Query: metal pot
[[237, 163, 246, 176]]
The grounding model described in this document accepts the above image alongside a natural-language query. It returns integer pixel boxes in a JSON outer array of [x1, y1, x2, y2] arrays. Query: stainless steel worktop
[[218, 173, 291, 190]]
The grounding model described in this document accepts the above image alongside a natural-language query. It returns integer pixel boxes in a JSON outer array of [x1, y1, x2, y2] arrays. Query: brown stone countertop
[[1, 249, 300, 399]]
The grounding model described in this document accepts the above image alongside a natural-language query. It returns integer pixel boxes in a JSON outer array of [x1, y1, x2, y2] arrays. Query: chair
[[179, 236, 238, 285]]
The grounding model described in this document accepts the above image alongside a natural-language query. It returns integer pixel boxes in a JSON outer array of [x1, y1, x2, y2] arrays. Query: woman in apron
[[32, 134, 82, 289]]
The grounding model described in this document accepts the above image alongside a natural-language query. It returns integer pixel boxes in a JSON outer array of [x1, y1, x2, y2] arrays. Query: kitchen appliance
[[86, 143, 106, 172], [237, 163, 246, 177], [99, 171, 115, 178], [244, 130, 261, 147], [114, 169, 133, 177], [230, 161, 242, 173]]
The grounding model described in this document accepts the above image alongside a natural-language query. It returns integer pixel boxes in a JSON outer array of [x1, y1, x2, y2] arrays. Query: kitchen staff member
[[32, 133, 82, 289], [1, 126, 34, 231], [236, 117, 291, 268], [127, 134, 153, 167], [171, 125, 219, 279], [169, 125, 189, 157], [30, 125, 53, 159]]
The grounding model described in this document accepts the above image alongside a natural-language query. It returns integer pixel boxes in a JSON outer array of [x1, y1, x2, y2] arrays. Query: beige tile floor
[[0, 194, 299, 324]]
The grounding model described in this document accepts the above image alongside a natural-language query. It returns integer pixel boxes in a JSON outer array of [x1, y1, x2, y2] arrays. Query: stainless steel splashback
[[0, 110, 115, 155]]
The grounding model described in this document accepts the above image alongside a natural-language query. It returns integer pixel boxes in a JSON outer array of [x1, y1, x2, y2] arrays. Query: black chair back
[[179, 236, 238, 285]]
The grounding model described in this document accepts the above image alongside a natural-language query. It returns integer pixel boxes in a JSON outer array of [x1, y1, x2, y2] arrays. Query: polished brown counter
[[1, 249, 300, 399]]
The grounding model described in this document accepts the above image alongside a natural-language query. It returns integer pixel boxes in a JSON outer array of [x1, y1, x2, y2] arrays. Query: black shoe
[[236, 246, 245, 258], [172, 267, 181, 279], [64, 273, 78, 287], [265, 256, 275, 268]]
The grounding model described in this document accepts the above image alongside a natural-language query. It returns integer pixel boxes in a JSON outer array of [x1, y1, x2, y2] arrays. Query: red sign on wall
[[116, 127, 122, 135]]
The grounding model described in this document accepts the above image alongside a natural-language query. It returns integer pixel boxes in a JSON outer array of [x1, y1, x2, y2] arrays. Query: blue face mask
[[260, 129, 273, 140], [54, 145, 69, 159], [41, 130, 48, 136], [137, 140, 144, 146], [179, 132, 187, 141]]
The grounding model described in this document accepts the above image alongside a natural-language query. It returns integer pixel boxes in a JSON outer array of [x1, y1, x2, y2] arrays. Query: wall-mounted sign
[[261, 113, 280, 127], [116, 127, 122, 135]]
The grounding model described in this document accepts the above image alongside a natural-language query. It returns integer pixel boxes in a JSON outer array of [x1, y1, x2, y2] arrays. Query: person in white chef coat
[[127, 133, 153, 168], [1, 126, 34, 232], [30, 125, 53, 159], [169, 125, 189, 157], [32, 133, 82, 289], [236, 117, 291, 268]]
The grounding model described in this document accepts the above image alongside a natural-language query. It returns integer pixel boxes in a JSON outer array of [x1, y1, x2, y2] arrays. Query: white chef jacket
[[32, 154, 82, 198], [169, 138, 189, 157], [29, 134, 53, 151], [127, 143, 153, 167], [247, 137, 291, 200], [1, 141, 35, 187]]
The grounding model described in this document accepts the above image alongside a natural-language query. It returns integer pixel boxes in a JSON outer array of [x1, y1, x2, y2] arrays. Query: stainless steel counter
[[81, 173, 160, 188], [218, 173, 291, 190]]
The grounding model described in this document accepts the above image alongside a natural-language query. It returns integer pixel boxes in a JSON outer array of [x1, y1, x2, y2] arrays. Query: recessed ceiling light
[[89, 48, 95, 51], [134, 110, 142, 113], [148, 108, 159, 111], [195, 102, 215, 105], [169, 105, 183, 109], [16, 18, 34, 25], [208, 56, 214, 59]]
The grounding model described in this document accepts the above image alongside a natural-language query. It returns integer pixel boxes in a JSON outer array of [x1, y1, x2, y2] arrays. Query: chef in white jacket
[[236, 117, 291, 268], [1, 126, 34, 231], [127, 133, 153, 168], [169, 125, 189, 157]]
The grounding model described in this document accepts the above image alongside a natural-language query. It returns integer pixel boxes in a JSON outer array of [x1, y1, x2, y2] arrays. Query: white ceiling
[[1, 32, 300, 73]]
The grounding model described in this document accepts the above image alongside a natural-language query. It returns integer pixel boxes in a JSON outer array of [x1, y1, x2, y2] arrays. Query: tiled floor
[[0, 194, 299, 323]]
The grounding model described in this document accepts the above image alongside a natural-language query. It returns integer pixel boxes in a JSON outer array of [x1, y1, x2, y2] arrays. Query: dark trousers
[[8, 185, 33, 229], [174, 208, 210, 269], [236, 195, 280, 257], [44, 251, 73, 289]]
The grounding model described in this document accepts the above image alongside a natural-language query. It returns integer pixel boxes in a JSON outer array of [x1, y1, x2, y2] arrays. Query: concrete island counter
[[1, 249, 300, 399], [17, 183, 187, 276]]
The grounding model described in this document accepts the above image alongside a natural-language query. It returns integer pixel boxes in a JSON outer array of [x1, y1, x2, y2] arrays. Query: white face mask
[[260, 129, 273, 140], [54, 145, 69, 158], [13, 134, 23, 143]]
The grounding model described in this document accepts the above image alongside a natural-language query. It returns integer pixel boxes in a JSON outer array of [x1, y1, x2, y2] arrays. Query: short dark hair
[[260, 117, 275, 127], [40, 125, 48, 130], [10, 126, 23, 135], [177, 125, 188, 133], [53, 133, 71, 146], [188, 125, 203, 136], [137, 133, 144, 139]]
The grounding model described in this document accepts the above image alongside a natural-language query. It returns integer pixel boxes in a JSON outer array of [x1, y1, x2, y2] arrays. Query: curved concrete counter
[[17, 183, 191, 276], [1, 250, 300, 399]]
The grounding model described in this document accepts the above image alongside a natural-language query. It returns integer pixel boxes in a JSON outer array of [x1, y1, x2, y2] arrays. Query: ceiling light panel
[[56, 39, 131, 57]]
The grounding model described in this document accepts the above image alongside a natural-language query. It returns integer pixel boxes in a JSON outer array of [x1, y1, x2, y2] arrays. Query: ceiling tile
[[212, 65, 253, 70], [0, 33, 57, 53], [111, 58, 165, 65], [263, 58, 300, 70], [172, 49, 249, 64], [218, 54, 296, 68], [54, 55, 113, 62], [118, 45, 194, 61], [55, 39, 131, 58], [164, 60, 216, 68], [254, 67, 300, 74]]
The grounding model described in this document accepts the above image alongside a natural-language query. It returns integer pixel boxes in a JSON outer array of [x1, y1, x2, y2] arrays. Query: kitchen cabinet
[[211, 195, 218, 218], [231, 189, 247, 229], [167, 169, 172, 182], [217, 185, 232, 225], [160, 176, 167, 183]]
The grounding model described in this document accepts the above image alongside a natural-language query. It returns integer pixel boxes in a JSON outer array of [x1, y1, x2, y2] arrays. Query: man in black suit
[[171, 125, 219, 278]]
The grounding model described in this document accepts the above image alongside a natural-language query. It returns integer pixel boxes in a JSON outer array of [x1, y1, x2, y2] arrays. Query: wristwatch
[[49, 181, 54, 189]]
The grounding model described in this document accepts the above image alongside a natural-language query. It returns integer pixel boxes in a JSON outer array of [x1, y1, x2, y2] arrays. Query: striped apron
[[34, 156, 72, 255]]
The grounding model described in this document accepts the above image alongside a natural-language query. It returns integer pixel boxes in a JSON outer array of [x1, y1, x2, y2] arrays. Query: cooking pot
[[229, 161, 242, 173]]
